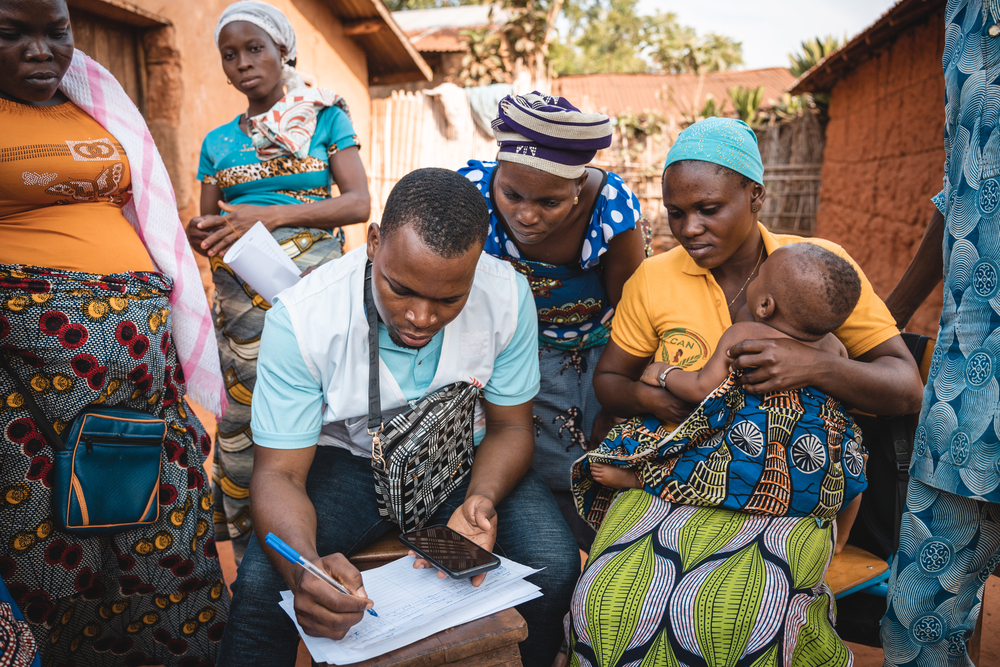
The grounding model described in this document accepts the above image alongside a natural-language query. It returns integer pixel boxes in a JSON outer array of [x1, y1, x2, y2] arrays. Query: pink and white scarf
[[58, 50, 226, 417], [249, 87, 350, 160]]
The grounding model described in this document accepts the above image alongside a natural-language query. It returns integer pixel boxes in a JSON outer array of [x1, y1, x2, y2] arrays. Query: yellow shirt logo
[[659, 328, 711, 369]]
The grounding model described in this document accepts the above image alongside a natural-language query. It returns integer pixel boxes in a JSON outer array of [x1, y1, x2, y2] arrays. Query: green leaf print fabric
[[567, 489, 852, 667]]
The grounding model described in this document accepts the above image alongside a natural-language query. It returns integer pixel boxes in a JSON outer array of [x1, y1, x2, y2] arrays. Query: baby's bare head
[[749, 244, 862, 337]]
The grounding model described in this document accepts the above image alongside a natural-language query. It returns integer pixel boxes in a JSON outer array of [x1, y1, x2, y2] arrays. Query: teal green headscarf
[[663, 117, 764, 185]]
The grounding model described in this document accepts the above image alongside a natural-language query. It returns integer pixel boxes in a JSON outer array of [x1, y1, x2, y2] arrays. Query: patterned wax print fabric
[[198, 105, 358, 560], [565, 488, 852, 667], [531, 344, 605, 495], [881, 478, 1000, 667], [572, 372, 868, 528], [0, 574, 39, 667], [197, 104, 359, 207], [459, 159, 647, 348], [910, 0, 1000, 502], [459, 160, 650, 500], [0, 265, 228, 666]]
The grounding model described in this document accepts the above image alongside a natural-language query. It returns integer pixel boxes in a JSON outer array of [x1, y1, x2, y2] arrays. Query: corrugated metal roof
[[320, 0, 432, 85], [394, 5, 511, 54], [551, 68, 797, 121], [791, 0, 946, 94], [406, 27, 469, 53], [391, 5, 508, 31]]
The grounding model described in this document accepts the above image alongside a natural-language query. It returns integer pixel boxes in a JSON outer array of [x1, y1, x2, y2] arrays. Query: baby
[[588, 243, 865, 552]]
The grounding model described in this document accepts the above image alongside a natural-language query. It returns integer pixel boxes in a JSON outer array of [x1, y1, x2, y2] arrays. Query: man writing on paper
[[217, 168, 580, 667]]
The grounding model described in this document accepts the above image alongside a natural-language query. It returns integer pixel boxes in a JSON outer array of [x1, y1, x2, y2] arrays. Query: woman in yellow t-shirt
[[563, 118, 924, 666]]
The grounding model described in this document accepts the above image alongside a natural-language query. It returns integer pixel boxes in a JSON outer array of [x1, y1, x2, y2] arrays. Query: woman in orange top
[[0, 1, 229, 665]]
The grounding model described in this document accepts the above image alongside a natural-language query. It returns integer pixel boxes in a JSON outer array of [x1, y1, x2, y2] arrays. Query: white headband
[[215, 1, 304, 91]]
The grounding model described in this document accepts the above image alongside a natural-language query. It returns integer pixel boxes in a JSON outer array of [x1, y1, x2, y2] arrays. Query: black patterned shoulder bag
[[364, 261, 479, 531]]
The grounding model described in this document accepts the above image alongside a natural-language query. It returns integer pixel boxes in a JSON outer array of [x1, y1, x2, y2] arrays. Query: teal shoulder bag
[[2, 353, 166, 536]]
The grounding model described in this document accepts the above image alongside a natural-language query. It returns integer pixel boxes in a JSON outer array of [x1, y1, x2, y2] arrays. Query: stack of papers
[[222, 221, 302, 303], [278, 556, 541, 665]]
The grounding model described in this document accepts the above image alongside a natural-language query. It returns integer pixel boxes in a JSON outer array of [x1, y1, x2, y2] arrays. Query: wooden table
[[318, 608, 526, 667]]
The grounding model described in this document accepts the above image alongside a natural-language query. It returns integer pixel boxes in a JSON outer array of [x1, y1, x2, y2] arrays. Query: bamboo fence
[[591, 112, 827, 251]]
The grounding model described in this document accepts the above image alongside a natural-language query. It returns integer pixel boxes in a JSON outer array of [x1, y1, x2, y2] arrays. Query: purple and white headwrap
[[491, 92, 613, 179]]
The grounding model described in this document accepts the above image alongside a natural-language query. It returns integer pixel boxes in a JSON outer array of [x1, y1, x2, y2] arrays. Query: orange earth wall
[[130, 0, 373, 260], [814, 8, 946, 337]]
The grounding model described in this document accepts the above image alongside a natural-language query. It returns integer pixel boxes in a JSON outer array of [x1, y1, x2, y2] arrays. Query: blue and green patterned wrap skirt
[[572, 372, 868, 527], [565, 373, 869, 666]]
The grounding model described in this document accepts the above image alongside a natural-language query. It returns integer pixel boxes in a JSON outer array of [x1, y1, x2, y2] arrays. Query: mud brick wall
[[815, 8, 946, 337]]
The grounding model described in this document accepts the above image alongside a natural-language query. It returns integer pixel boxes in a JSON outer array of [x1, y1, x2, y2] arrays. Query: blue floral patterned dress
[[459, 160, 649, 512], [882, 2, 1000, 665]]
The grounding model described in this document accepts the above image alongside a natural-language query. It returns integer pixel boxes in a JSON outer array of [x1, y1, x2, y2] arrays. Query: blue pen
[[265, 532, 377, 617]]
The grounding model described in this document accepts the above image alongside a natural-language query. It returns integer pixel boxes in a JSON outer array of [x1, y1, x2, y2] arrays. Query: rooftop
[[391, 5, 509, 31], [790, 0, 946, 94], [551, 68, 797, 120], [320, 0, 432, 85], [392, 5, 509, 53]]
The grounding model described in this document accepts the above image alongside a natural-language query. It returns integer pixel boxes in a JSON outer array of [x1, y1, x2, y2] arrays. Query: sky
[[636, 0, 901, 70]]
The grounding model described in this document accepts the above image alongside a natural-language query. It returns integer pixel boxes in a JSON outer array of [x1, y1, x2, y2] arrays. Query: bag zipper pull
[[84, 437, 93, 454]]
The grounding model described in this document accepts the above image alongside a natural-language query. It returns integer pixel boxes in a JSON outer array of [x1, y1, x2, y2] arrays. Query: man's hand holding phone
[[408, 494, 498, 586]]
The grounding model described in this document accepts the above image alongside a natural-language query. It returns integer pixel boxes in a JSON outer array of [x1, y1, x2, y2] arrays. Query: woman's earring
[[226, 79, 232, 85], [573, 196, 579, 206], [751, 204, 760, 213]]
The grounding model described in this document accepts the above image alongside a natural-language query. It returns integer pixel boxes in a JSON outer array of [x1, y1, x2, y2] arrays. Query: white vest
[[278, 246, 523, 457]]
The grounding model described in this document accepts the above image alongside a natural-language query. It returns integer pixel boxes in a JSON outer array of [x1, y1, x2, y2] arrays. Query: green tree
[[552, 1, 742, 76], [459, 0, 566, 86], [787, 35, 843, 123], [553, 0, 649, 74], [459, 26, 508, 85], [788, 35, 843, 77], [645, 13, 742, 75], [727, 85, 765, 127]]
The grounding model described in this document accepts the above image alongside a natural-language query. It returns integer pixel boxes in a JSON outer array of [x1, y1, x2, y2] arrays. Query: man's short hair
[[380, 168, 489, 258]]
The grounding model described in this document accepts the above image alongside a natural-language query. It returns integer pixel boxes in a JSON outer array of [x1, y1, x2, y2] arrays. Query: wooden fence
[[759, 163, 822, 235], [369, 88, 499, 225], [605, 162, 821, 253]]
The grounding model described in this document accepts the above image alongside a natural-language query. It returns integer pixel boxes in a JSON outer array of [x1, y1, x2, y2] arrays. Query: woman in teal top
[[186, 1, 370, 562]]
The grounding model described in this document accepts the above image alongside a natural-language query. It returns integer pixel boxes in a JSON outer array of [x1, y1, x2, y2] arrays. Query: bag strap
[[364, 261, 385, 464], [0, 352, 65, 452]]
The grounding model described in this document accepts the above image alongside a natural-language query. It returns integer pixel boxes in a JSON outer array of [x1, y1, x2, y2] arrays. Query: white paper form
[[222, 221, 302, 303], [278, 555, 542, 665]]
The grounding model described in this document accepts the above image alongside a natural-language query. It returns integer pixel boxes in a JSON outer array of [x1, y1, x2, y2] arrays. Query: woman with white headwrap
[[187, 1, 371, 562]]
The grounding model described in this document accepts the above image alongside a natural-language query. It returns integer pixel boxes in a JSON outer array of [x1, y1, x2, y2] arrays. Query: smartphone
[[399, 525, 501, 579]]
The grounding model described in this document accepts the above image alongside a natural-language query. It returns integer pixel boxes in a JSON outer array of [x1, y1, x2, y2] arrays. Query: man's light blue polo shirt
[[250, 276, 540, 449]]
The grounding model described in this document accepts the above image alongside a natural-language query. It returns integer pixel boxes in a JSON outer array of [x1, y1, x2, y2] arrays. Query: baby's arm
[[639, 324, 759, 404], [591, 462, 642, 489], [834, 494, 862, 554], [819, 333, 850, 359]]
